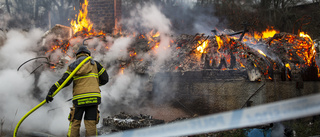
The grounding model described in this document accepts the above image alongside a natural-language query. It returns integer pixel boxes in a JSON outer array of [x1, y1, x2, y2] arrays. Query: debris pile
[[18, 23, 319, 82], [99, 112, 165, 134]]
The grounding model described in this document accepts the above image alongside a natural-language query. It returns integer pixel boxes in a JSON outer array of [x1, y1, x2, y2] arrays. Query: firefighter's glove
[[46, 95, 53, 103], [46, 85, 56, 103]]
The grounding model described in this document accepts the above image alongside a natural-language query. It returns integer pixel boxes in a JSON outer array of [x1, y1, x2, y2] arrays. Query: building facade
[[86, 0, 121, 33]]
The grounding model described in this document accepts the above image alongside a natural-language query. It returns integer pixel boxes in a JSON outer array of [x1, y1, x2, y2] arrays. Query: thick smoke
[[100, 3, 179, 117], [0, 29, 72, 136], [124, 3, 174, 70]]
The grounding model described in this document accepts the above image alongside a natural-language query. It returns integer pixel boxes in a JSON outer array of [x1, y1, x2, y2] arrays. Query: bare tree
[[2, 0, 77, 29], [5, 0, 11, 14], [52, 0, 75, 26]]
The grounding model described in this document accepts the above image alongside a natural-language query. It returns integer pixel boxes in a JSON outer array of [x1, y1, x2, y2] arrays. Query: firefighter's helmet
[[76, 46, 91, 56]]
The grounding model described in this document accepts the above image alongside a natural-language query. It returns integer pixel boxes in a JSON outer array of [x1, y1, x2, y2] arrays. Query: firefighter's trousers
[[67, 105, 99, 137]]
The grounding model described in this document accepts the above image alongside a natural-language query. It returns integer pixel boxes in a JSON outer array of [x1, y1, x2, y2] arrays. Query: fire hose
[[13, 56, 92, 137]]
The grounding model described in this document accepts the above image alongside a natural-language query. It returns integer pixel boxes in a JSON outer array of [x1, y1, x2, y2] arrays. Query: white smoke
[[105, 36, 133, 62], [123, 3, 174, 71], [95, 3, 184, 120], [0, 29, 40, 70], [0, 29, 72, 136]]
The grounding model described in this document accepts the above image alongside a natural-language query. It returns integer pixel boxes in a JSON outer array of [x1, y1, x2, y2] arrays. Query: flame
[[197, 40, 209, 53], [296, 31, 315, 66], [152, 32, 160, 38], [144, 30, 167, 55], [146, 30, 159, 42], [285, 63, 291, 70], [45, 40, 70, 54], [215, 36, 223, 51], [120, 67, 125, 74], [70, 0, 93, 34], [139, 35, 145, 39], [248, 27, 279, 40], [129, 51, 137, 57], [299, 32, 313, 42], [45, 45, 60, 54], [257, 50, 266, 57], [240, 62, 245, 68], [285, 63, 291, 79], [261, 27, 279, 38]]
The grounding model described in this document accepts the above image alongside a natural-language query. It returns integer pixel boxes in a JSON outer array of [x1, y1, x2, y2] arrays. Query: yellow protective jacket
[[47, 53, 109, 107]]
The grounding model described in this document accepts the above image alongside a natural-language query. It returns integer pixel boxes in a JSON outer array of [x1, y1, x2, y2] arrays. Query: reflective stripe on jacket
[[47, 53, 109, 107], [70, 54, 100, 106]]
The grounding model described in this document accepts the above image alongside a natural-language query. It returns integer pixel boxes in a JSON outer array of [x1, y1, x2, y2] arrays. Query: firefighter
[[46, 46, 109, 137]]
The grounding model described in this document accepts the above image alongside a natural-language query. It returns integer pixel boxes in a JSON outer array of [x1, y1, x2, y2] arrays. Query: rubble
[[18, 24, 318, 84], [99, 112, 165, 134]]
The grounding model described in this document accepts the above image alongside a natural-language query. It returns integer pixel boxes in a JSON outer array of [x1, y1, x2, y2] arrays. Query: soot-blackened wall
[[87, 0, 121, 33]]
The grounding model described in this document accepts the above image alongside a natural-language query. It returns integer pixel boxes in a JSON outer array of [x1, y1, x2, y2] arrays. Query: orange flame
[[299, 32, 313, 43], [129, 51, 137, 57], [197, 40, 209, 53], [285, 63, 291, 70], [250, 27, 279, 40], [285, 63, 292, 79], [261, 27, 279, 38], [152, 32, 160, 38], [147, 30, 160, 42], [45, 40, 70, 54], [215, 36, 223, 51], [120, 67, 125, 74], [298, 32, 315, 66], [239, 62, 245, 68], [70, 0, 92, 34], [257, 50, 266, 57]]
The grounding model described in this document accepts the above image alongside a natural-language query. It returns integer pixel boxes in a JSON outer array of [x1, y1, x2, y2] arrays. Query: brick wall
[[87, 0, 121, 33], [153, 71, 320, 116]]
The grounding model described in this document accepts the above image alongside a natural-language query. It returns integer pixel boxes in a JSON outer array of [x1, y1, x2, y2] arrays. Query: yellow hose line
[[13, 56, 92, 137]]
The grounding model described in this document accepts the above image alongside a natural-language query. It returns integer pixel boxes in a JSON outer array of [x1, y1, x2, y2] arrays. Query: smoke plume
[[0, 29, 72, 136]]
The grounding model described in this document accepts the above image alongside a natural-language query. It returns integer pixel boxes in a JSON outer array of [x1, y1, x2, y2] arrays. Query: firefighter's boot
[[84, 120, 97, 136], [68, 119, 81, 137]]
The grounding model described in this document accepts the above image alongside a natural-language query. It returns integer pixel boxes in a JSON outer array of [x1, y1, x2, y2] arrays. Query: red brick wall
[[87, 0, 121, 33]]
